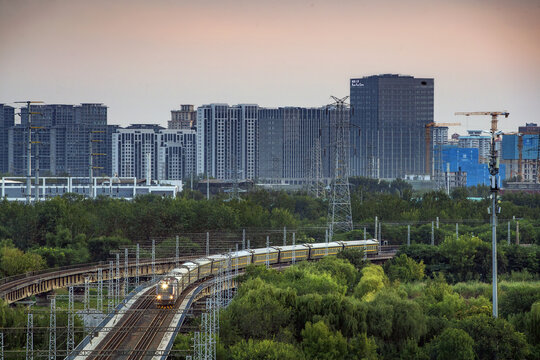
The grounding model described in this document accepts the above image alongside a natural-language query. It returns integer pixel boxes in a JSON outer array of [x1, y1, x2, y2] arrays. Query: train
[[155, 239, 379, 307]]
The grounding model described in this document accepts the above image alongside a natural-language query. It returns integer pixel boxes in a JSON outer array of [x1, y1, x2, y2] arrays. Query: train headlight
[[161, 283, 168, 290], [169, 295, 173, 299], [157, 295, 162, 300]]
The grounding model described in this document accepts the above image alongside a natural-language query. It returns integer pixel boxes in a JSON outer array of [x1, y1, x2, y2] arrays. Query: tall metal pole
[[325, 229, 329, 256], [151, 239, 156, 282], [175, 236, 179, 268], [283, 226, 286, 246], [206, 232, 209, 257], [67, 287, 74, 356], [34, 125, 39, 202], [89, 131, 93, 199], [242, 229, 246, 250], [48, 297, 56, 360], [26, 102, 32, 204], [363, 227, 366, 241], [265, 236, 270, 269], [455, 111, 509, 319], [124, 248, 129, 296], [97, 268, 103, 312], [431, 221, 434, 245], [26, 312, 33, 360], [407, 225, 411, 246], [507, 221, 511, 245], [292, 233, 296, 265], [136, 243, 140, 287], [108, 261, 114, 312], [115, 253, 120, 304]]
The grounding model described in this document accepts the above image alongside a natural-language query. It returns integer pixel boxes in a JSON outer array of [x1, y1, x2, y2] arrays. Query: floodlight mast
[[455, 111, 509, 318]]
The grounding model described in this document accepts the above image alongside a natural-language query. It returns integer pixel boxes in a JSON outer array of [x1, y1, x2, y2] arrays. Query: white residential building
[[196, 104, 258, 180], [112, 125, 196, 181]]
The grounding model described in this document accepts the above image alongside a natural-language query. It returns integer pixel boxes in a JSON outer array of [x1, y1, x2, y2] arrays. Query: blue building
[[502, 134, 539, 160], [437, 145, 506, 187]]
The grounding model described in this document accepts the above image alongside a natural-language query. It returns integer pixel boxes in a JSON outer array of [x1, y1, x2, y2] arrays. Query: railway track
[[86, 281, 200, 359], [87, 289, 155, 360]]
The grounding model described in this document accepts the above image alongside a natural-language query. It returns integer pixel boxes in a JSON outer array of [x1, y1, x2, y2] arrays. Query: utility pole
[[266, 236, 270, 269], [327, 96, 354, 240], [97, 268, 103, 312], [108, 261, 114, 312], [456, 111, 509, 318], [89, 130, 105, 199], [206, 232, 210, 257], [431, 221, 434, 245], [67, 287, 74, 356], [292, 233, 296, 265], [48, 297, 56, 360], [407, 225, 411, 247], [135, 244, 140, 287], [308, 134, 325, 198], [151, 239, 156, 281], [26, 312, 33, 360], [15, 101, 43, 204], [124, 248, 129, 297], [175, 236, 179, 268]]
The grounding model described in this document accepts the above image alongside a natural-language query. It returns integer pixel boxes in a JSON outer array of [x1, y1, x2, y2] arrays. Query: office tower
[[258, 107, 332, 181], [169, 105, 197, 129], [350, 74, 434, 178], [112, 125, 196, 180], [0, 105, 15, 174], [196, 104, 258, 180]]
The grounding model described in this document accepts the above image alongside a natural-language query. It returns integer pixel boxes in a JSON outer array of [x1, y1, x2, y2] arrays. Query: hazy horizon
[[1, 0, 539, 134]]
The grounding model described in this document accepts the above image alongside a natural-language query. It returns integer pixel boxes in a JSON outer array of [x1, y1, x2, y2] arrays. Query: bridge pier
[[35, 290, 54, 306]]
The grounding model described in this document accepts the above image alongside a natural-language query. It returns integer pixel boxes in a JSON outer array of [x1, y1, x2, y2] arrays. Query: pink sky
[[1, 0, 539, 134]]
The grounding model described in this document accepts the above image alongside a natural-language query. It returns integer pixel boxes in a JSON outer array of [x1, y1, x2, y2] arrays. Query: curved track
[[87, 282, 199, 359]]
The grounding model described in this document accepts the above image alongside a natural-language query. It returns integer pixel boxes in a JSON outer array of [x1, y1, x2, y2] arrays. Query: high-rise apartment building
[[169, 105, 197, 129], [6, 103, 112, 177], [350, 74, 434, 178], [196, 104, 258, 180], [112, 125, 196, 181], [0, 105, 15, 174]]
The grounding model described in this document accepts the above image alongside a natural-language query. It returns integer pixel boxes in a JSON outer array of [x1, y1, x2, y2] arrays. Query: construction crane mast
[[455, 111, 509, 319], [425, 122, 460, 176]]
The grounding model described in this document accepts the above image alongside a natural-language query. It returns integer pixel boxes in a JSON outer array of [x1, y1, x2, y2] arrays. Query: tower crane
[[455, 110, 509, 319], [425, 122, 460, 176]]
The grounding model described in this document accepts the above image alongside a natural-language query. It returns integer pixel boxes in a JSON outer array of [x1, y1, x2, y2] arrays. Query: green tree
[[431, 327, 474, 360], [301, 321, 348, 360], [229, 339, 304, 360], [457, 315, 529, 360], [354, 265, 388, 301], [0, 242, 45, 277], [384, 254, 425, 282]]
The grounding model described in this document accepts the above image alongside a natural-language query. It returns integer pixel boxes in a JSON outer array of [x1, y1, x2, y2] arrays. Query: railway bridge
[[0, 245, 399, 305]]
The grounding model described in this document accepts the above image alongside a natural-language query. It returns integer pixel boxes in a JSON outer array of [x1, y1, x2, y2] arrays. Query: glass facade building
[[350, 74, 434, 178]]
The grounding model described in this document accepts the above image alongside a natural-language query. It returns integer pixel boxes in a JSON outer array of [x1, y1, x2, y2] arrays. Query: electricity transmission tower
[[327, 96, 354, 240], [308, 135, 325, 198]]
